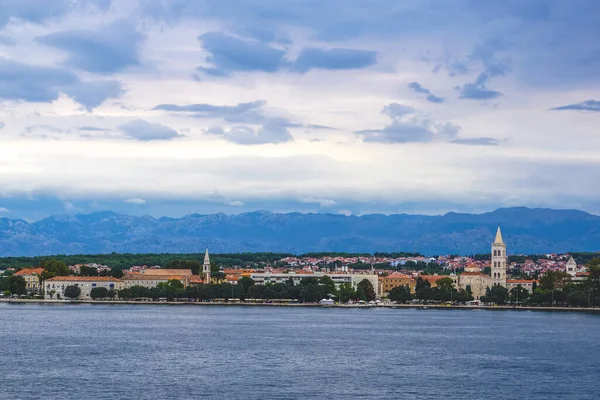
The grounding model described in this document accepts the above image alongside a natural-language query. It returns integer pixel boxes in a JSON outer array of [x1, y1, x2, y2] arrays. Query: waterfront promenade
[[2, 298, 599, 312]]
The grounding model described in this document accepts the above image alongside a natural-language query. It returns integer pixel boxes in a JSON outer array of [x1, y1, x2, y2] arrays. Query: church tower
[[203, 248, 211, 284], [491, 225, 507, 286]]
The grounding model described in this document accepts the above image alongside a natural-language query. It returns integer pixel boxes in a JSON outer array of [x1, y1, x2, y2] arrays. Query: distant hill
[[1, 207, 599, 257]]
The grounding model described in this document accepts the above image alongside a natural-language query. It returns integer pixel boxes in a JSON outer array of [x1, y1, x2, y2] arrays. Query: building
[[491, 225, 507, 286], [122, 269, 193, 288], [14, 268, 44, 294], [565, 256, 577, 278], [203, 248, 211, 283], [249, 272, 378, 293], [44, 276, 123, 300], [378, 273, 415, 297], [506, 279, 537, 293], [456, 264, 492, 300]]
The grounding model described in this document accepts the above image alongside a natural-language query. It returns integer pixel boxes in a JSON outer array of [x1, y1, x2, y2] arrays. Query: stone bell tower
[[491, 225, 507, 287]]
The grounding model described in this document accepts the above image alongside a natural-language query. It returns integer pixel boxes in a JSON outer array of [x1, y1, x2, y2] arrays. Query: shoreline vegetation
[[2, 298, 600, 313]]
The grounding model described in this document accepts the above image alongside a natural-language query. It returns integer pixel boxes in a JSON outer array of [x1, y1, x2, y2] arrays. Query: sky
[[1, 0, 600, 221]]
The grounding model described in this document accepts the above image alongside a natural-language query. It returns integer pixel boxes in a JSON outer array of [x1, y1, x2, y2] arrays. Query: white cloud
[[125, 198, 146, 205], [0, 207, 9, 213], [0, 1, 599, 217]]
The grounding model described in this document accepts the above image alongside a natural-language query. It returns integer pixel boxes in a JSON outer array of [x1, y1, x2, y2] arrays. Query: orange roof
[[226, 275, 239, 282], [45, 276, 122, 282], [419, 275, 451, 282], [460, 272, 489, 277], [380, 273, 412, 280], [15, 268, 44, 276], [506, 279, 537, 284]]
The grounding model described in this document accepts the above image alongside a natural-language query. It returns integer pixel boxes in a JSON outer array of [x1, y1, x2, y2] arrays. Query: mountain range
[[1, 207, 599, 257]]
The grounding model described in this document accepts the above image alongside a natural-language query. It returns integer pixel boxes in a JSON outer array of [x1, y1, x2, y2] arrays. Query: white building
[[121, 269, 193, 288], [565, 256, 577, 278], [249, 272, 379, 292], [44, 276, 123, 300]]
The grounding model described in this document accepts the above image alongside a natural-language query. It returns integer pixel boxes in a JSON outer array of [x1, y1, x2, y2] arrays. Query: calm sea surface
[[1, 304, 599, 400]]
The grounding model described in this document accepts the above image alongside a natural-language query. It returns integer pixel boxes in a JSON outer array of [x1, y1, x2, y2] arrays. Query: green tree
[[415, 277, 433, 301], [566, 290, 588, 307], [79, 265, 99, 276], [2, 275, 27, 296], [338, 283, 356, 303], [108, 289, 117, 300], [539, 271, 569, 291], [388, 285, 412, 303], [213, 272, 227, 284], [110, 269, 124, 279], [238, 276, 255, 296], [509, 285, 529, 305], [90, 287, 109, 299], [64, 285, 81, 300], [356, 279, 376, 301], [483, 285, 509, 305], [39, 259, 71, 281], [319, 275, 337, 297]]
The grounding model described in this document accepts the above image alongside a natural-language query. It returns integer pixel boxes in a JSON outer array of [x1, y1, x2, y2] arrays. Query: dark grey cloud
[[36, 20, 144, 74], [119, 119, 184, 141], [408, 81, 445, 103], [0, 59, 122, 107], [357, 102, 500, 145], [552, 100, 600, 112]]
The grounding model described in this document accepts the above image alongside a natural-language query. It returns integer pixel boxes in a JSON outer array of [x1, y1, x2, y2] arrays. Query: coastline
[[2, 299, 599, 312]]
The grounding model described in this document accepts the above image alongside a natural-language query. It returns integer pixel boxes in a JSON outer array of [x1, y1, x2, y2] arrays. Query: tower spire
[[494, 224, 504, 244], [203, 247, 211, 283]]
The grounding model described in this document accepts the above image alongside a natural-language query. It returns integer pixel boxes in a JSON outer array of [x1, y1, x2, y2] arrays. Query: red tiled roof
[[15, 268, 44, 276]]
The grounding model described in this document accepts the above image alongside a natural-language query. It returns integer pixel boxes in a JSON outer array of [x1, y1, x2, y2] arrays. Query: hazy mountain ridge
[[1, 207, 599, 257]]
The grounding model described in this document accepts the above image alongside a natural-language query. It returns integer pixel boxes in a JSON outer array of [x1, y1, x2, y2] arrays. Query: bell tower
[[491, 225, 507, 286], [203, 248, 211, 284]]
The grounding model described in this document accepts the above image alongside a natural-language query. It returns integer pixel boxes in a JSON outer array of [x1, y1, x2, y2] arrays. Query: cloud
[[357, 103, 499, 145], [207, 123, 292, 145], [0, 207, 9, 213], [300, 197, 337, 207], [155, 100, 266, 123], [458, 83, 502, 100], [451, 137, 500, 146], [426, 94, 445, 103], [227, 200, 244, 206], [119, 120, 184, 141], [552, 100, 600, 112], [62, 80, 124, 110], [62, 200, 81, 213], [0, 121, 4, 129], [78, 126, 110, 132], [408, 82, 431, 94], [36, 20, 144, 74], [0, 59, 122, 107], [292, 48, 377, 73], [125, 198, 146, 205], [0, 0, 111, 28], [197, 32, 378, 76], [197, 32, 288, 76], [408, 81, 445, 103]]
